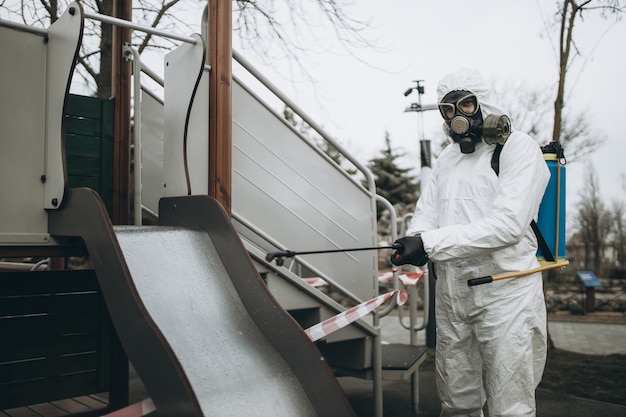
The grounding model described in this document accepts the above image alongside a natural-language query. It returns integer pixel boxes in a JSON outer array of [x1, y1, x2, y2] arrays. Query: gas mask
[[439, 90, 511, 154]]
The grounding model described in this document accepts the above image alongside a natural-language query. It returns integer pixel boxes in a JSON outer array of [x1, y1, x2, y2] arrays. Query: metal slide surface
[[48, 189, 355, 417], [114, 226, 318, 416]]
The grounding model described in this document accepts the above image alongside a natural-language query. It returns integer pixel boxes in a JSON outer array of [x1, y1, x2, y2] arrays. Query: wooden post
[[111, 0, 132, 225], [207, 0, 232, 214], [109, 7, 132, 405]]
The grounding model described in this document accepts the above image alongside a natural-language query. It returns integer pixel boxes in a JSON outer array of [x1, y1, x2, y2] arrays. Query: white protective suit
[[407, 68, 550, 417]]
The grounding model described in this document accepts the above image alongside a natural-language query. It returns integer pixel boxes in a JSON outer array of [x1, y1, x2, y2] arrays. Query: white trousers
[[435, 271, 547, 417]]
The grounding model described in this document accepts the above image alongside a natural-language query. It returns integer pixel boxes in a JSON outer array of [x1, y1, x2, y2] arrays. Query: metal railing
[[84, 11, 196, 44], [0, 18, 47, 35]]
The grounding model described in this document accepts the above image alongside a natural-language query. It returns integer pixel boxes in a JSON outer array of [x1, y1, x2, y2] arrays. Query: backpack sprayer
[[469, 141, 570, 286]]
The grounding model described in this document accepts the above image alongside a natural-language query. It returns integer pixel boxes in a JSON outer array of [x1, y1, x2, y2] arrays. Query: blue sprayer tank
[[536, 141, 566, 263]]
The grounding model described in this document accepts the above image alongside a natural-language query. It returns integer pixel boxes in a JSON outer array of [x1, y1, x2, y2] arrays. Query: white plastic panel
[[0, 3, 82, 243], [163, 34, 209, 197], [232, 80, 377, 301], [140, 90, 165, 214], [0, 25, 48, 243], [43, 2, 83, 209]]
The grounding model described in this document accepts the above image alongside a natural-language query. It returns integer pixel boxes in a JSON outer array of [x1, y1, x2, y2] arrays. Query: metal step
[[318, 339, 428, 381]]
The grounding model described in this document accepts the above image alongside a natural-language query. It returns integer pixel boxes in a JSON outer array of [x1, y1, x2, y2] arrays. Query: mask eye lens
[[438, 103, 455, 120], [457, 95, 478, 116]]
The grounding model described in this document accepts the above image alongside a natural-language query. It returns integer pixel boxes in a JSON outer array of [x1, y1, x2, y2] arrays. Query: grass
[[540, 348, 626, 406], [418, 347, 626, 406]]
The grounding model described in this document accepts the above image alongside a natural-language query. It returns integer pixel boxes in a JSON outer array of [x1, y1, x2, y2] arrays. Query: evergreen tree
[[368, 132, 418, 219]]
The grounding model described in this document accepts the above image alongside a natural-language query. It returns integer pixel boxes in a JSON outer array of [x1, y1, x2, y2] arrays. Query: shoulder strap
[[490, 143, 555, 262], [491, 144, 504, 176], [531, 220, 555, 262]]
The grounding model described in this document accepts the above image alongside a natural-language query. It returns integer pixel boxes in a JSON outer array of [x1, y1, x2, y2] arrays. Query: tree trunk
[[552, 1, 578, 142]]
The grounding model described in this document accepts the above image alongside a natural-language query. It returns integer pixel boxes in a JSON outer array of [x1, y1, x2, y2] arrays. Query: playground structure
[[0, 3, 430, 417]]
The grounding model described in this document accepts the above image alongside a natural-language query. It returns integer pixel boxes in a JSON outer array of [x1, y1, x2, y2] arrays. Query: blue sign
[[577, 271, 602, 287]]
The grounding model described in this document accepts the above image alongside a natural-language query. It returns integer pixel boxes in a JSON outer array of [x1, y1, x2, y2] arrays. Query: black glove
[[391, 235, 428, 266]]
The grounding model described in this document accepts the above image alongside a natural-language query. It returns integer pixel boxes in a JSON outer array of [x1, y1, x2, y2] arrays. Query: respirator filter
[[482, 114, 511, 145]]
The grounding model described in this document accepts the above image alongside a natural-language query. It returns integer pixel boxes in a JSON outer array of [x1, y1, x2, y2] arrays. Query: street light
[[403, 80, 439, 350], [403, 80, 436, 171], [404, 81, 424, 97]]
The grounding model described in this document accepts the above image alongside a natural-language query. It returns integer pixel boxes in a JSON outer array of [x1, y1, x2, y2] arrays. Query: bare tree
[[574, 167, 613, 272], [610, 201, 626, 271], [550, 0, 625, 143], [233, 1, 374, 77], [496, 80, 605, 162], [1, 0, 373, 95]]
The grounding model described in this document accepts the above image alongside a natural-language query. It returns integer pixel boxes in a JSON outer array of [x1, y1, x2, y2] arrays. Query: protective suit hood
[[437, 68, 508, 119]]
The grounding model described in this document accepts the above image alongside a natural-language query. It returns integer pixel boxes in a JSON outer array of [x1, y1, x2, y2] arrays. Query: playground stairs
[[227, 68, 429, 401]]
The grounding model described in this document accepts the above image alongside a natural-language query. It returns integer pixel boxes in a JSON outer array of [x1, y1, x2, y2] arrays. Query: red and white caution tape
[[303, 277, 329, 287], [398, 271, 424, 286], [378, 271, 394, 283], [308, 271, 424, 288], [378, 270, 424, 286], [304, 290, 408, 342], [101, 398, 155, 417]]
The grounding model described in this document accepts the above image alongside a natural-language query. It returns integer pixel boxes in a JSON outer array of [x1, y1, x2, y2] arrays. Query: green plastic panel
[[65, 94, 114, 216]]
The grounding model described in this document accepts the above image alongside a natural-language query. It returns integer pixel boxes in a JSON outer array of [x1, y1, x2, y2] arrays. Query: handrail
[[375, 195, 398, 318], [135, 60, 163, 220], [0, 18, 48, 35], [0, 260, 48, 271], [125, 45, 143, 225], [141, 63, 165, 87], [84, 11, 196, 44], [3, 8, 195, 43], [398, 212, 430, 333]]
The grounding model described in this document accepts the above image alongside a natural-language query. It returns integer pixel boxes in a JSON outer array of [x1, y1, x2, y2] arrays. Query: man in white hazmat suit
[[391, 68, 550, 416]]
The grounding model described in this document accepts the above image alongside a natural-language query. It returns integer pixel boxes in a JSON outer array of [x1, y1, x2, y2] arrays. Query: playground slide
[[48, 189, 355, 417]]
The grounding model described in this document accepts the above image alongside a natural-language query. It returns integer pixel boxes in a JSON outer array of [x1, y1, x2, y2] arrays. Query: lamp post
[[404, 80, 425, 141], [403, 80, 437, 186], [403, 80, 439, 349]]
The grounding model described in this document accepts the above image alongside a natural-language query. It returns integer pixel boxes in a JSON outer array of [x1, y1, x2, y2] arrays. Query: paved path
[[380, 314, 626, 355], [548, 320, 626, 355]]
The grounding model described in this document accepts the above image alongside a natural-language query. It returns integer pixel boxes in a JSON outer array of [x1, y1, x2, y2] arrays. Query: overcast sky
[[14, 0, 620, 229], [230, 0, 626, 229]]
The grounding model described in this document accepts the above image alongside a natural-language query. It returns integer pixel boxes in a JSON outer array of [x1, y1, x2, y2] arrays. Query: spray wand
[[266, 245, 399, 266]]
